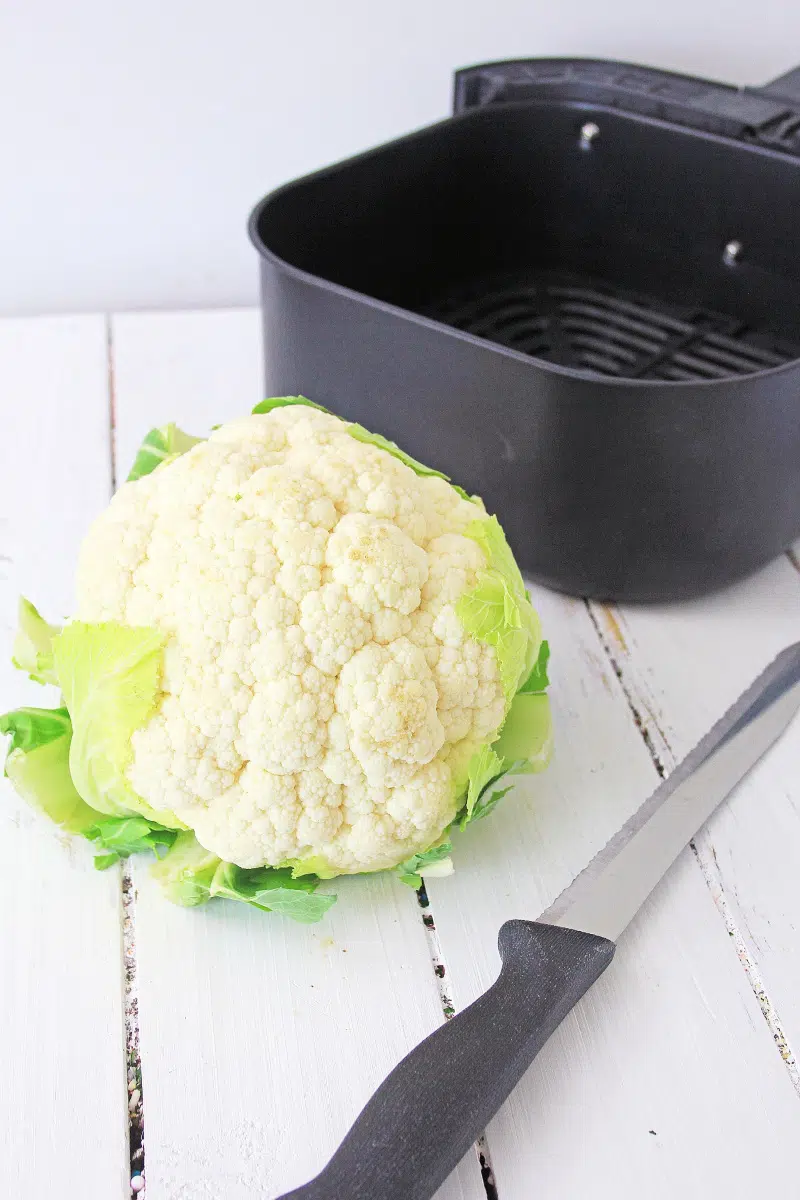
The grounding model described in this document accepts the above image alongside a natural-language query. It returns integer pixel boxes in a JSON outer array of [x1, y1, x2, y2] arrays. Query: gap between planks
[[123, 861, 146, 1181], [106, 316, 144, 1191], [415, 882, 499, 1200], [585, 596, 800, 1096]]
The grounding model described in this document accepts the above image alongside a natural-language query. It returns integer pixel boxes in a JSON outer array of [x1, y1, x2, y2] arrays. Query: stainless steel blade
[[539, 642, 800, 942]]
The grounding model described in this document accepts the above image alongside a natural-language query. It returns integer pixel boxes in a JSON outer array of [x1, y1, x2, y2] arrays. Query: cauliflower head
[[2, 399, 551, 921]]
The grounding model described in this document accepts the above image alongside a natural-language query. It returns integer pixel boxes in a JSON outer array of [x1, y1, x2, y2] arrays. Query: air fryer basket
[[250, 59, 800, 601]]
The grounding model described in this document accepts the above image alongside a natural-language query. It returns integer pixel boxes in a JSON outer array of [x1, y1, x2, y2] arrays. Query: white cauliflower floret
[[76, 406, 509, 873], [326, 513, 428, 615], [336, 638, 445, 787], [299, 584, 372, 675]]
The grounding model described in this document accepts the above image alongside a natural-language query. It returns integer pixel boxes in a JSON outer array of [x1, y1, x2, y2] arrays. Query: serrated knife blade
[[540, 640, 800, 941]]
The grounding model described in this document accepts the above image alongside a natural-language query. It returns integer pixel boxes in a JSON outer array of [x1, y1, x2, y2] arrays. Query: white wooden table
[[2, 309, 800, 1200]]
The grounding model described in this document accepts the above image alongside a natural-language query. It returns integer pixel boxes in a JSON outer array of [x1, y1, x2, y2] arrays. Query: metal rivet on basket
[[579, 122, 600, 149], [723, 239, 743, 265]]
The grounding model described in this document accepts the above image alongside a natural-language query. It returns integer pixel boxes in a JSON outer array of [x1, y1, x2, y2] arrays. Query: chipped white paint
[[0, 316, 129, 1199], [3, 307, 800, 1199]]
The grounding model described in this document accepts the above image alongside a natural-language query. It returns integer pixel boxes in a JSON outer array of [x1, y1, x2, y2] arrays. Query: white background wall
[[1, 0, 798, 316]]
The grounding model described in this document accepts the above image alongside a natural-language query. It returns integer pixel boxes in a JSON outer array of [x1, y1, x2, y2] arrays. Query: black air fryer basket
[[250, 59, 800, 602]]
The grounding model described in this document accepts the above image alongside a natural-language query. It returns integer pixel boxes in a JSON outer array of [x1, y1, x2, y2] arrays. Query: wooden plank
[[426, 580, 800, 1196], [0, 316, 129, 1199], [110, 310, 485, 1200], [592, 556, 800, 1066]]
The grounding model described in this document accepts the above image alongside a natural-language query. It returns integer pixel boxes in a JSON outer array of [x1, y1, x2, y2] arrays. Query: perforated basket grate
[[423, 271, 800, 381]]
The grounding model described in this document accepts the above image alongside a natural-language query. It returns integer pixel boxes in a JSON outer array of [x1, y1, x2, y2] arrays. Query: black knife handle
[[277, 920, 615, 1200]]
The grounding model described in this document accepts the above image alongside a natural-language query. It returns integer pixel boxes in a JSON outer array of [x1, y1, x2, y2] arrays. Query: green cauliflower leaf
[[458, 687, 553, 831], [396, 839, 454, 890], [518, 639, 550, 694], [85, 815, 177, 870], [457, 517, 542, 700], [127, 423, 204, 482], [209, 861, 337, 923], [11, 597, 61, 685], [52, 621, 182, 827], [149, 831, 221, 905], [0, 704, 100, 834], [252, 396, 329, 416], [151, 832, 336, 923]]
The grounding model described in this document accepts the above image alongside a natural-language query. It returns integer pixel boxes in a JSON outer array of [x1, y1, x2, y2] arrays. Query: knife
[[278, 642, 800, 1200]]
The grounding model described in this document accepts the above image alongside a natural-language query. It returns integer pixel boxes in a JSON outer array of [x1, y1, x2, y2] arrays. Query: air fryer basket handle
[[760, 65, 800, 103], [452, 59, 800, 158]]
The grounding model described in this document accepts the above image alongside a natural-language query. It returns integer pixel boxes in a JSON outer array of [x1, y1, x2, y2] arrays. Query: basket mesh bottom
[[423, 270, 799, 380]]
